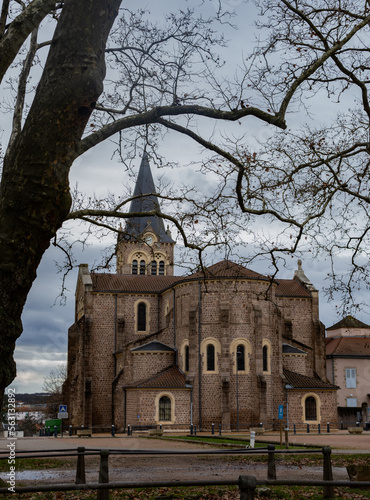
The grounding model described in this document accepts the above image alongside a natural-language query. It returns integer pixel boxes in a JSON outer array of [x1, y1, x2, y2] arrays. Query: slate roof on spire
[[124, 152, 174, 243]]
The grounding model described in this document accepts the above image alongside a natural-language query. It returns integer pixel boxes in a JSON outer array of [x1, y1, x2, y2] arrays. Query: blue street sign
[[59, 405, 67, 413], [278, 405, 284, 420]]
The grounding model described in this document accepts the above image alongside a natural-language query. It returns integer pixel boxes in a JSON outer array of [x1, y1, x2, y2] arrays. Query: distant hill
[[15, 393, 50, 405]]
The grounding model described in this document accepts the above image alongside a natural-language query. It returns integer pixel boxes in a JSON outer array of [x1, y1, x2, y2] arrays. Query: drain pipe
[[173, 288, 177, 364], [112, 293, 118, 424], [190, 385, 193, 426], [123, 388, 127, 433], [114, 294, 117, 376], [198, 280, 202, 431]]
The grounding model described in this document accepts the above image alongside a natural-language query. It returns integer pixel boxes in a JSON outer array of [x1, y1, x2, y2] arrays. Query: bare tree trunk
[[0, 0, 121, 398]]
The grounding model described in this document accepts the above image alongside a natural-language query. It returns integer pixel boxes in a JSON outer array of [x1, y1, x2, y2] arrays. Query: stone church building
[[63, 153, 338, 431]]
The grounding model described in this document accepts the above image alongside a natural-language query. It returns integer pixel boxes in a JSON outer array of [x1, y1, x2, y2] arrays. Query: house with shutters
[[326, 316, 370, 426], [63, 153, 338, 431]]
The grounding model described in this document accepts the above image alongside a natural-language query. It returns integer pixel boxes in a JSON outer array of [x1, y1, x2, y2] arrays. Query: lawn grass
[[161, 435, 271, 447], [160, 434, 317, 452], [0, 457, 74, 472]]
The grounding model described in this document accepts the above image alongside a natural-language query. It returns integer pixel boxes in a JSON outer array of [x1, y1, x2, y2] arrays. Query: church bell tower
[[116, 152, 175, 276]]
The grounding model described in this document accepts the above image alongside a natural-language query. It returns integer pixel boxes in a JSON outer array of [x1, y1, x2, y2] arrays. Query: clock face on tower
[[144, 234, 154, 245]]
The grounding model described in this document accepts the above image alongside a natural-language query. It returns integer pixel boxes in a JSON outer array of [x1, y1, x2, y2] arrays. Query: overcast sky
[[4, 0, 370, 394]]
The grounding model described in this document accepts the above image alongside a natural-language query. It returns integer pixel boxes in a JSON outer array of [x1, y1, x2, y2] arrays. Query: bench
[[148, 429, 163, 436], [250, 427, 265, 435], [131, 425, 157, 432], [77, 429, 92, 437], [348, 427, 363, 434]]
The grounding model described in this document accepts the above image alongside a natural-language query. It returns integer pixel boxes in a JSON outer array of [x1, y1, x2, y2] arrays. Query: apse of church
[[63, 153, 338, 431]]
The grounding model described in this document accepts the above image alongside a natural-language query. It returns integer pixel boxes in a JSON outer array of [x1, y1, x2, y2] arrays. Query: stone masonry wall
[[125, 389, 191, 428], [286, 390, 338, 427], [283, 354, 310, 376], [130, 352, 174, 382], [65, 263, 333, 431]]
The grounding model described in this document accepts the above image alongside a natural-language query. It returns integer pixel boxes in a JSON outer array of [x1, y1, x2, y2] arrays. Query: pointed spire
[[131, 151, 156, 205], [124, 152, 174, 243]]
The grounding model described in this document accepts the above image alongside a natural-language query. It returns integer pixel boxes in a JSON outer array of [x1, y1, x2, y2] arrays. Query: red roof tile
[[275, 279, 311, 298], [326, 336, 370, 356], [188, 260, 268, 280], [91, 274, 179, 293], [90, 260, 312, 298], [284, 369, 338, 389], [327, 315, 370, 331], [126, 365, 188, 389]]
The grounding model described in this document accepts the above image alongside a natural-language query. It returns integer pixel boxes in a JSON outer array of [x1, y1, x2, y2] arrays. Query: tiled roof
[[125, 365, 188, 389], [326, 336, 370, 356], [90, 260, 313, 297], [131, 341, 174, 352], [284, 369, 338, 389], [275, 279, 311, 298], [188, 260, 269, 281], [91, 274, 179, 293], [327, 315, 370, 331], [282, 343, 307, 355]]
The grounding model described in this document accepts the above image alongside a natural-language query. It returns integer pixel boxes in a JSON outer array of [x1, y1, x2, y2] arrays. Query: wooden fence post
[[97, 450, 110, 500], [75, 447, 86, 484], [267, 444, 276, 480], [322, 446, 334, 499], [239, 475, 257, 500]]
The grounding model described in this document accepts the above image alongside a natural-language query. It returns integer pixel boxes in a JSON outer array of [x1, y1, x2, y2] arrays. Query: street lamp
[[236, 347, 242, 432]]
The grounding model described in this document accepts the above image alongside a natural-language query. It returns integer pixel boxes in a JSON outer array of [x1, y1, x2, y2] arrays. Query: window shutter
[[346, 368, 356, 388]]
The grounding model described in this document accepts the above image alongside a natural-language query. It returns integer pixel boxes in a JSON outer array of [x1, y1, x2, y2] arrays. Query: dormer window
[[132, 260, 138, 275]]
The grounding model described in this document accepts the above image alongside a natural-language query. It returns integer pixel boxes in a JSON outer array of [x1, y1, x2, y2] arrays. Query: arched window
[[159, 396, 171, 421], [201, 338, 221, 374], [151, 260, 157, 275], [132, 260, 138, 275], [230, 339, 252, 374], [207, 344, 215, 371], [137, 302, 146, 331], [305, 396, 317, 421], [159, 261, 165, 275], [262, 339, 271, 374], [262, 345, 268, 372], [185, 345, 190, 372], [236, 345, 245, 371], [139, 260, 146, 275]]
